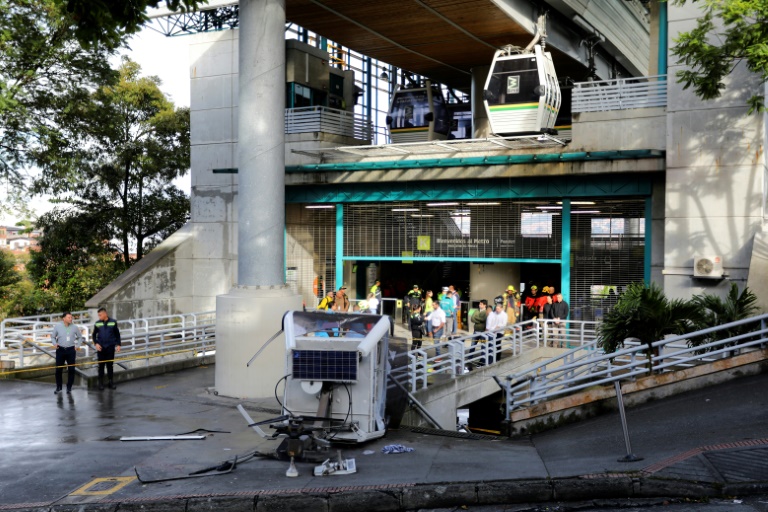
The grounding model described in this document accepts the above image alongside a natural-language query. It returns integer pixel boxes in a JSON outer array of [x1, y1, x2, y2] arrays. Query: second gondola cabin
[[386, 81, 451, 143], [483, 45, 561, 136]]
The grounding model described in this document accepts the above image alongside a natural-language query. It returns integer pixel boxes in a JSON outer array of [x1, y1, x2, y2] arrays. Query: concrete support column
[[215, 0, 301, 399], [470, 65, 491, 139], [238, 0, 286, 286]]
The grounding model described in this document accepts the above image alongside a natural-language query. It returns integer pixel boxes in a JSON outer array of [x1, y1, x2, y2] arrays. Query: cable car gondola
[[386, 81, 450, 143], [483, 45, 561, 136]]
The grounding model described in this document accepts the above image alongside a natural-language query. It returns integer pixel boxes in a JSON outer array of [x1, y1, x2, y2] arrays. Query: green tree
[[33, 57, 190, 267], [597, 282, 702, 371], [56, 0, 207, 49], [0, 248, 21, 291], [688, 282, 759, 350], [27, 210, 124, 312], [0, 0, 116, 186], [671, 0, 768, 113]]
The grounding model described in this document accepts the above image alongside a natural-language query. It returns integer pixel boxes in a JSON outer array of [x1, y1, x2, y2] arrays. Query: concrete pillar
[[215, 0, 301, 399], [471, 65, 491, 139]]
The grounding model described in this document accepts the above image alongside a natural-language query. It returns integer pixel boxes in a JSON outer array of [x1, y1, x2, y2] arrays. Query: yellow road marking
[[70, 476, 136, 496]]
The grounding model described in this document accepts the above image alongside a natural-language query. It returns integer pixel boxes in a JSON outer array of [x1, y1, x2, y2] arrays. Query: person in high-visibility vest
[[370, 280, 381, 313]]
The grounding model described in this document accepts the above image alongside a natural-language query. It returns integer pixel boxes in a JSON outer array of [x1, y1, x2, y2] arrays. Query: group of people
[[407, 284, 463, 351], [51, 308, 122, 394], [406, 282, 571, 358], [316, 280, 383, 314]]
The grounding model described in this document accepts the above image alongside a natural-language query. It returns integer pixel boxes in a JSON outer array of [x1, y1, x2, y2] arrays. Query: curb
[[5, 477, 768, 512]]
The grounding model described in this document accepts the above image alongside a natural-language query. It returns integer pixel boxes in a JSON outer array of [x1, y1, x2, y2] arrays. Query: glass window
[[521, 212, 553, 238]]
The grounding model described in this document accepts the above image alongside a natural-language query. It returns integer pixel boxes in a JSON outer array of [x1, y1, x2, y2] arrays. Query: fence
[[1, 311, 216, 373], [394, 319, 600, 393], [572, 74, 667, 113], [500, 313, 768, 420], [285, 106, 372, 141]]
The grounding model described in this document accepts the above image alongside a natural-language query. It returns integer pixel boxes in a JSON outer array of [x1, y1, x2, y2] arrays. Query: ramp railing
[[395, 319, 601, 393], [500, 314, 768, 420], [0, 311, 216, 373]]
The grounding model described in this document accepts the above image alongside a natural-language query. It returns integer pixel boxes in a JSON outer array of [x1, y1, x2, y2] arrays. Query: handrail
[[1, 311, 216, 370], [285, 106, 372, 141], [500, 313, 768, 420], [572, 74, 667, 113]]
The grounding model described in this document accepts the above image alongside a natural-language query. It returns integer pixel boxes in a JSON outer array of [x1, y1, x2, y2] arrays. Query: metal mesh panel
[[344, 200, 561, 260], [286, 204, 336, 307], [570, 199, 646, 322]]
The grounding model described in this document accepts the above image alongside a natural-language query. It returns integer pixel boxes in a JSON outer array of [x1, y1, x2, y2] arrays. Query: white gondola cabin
[[386, 81, 451, 143], [483, 45, 561, 135]]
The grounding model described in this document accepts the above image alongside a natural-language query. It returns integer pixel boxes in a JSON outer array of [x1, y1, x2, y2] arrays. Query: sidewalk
[[1, 364, 766, 511]]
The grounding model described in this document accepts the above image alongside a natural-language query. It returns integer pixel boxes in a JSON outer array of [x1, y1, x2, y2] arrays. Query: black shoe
[[98, 383, 104, 391], [54, 388, 62, 394], [108, 382, 116, 390], [66, 388, 72, 394]]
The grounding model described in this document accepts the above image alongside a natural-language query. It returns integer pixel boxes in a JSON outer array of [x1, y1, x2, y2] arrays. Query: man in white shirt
[[426, 300, 446, 357], [485, 300, 508, 364]]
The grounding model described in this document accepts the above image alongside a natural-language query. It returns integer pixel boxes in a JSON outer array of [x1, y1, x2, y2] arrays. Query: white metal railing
[[501, 313, 768, 419], [391, 319, 601, 393], [572, 74, 667, 113], [0, 311, 216, 371], [285, 106, 372, 141]]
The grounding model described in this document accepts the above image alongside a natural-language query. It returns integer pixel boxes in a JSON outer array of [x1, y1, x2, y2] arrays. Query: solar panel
[[292, 350, 358, 382]]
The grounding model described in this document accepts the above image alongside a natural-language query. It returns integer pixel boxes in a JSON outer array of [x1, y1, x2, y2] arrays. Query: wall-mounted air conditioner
[[693, 255, 723, 278]]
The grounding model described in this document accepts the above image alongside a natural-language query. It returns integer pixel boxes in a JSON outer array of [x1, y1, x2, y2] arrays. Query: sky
[[0, 25, 192, 227]]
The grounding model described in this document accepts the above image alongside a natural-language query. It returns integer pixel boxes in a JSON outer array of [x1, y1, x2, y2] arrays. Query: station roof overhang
[[150, 0, 610, 92], [284, 0, 588, 91]]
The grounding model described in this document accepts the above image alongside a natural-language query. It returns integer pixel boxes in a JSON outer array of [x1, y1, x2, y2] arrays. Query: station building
[[89, 0, 767, 326]]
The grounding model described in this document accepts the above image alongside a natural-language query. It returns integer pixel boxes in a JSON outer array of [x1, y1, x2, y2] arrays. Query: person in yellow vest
[[503, 285, 519, 324]]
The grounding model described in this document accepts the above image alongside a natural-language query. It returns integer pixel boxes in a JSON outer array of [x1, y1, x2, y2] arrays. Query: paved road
[[1, 365, 766, 510]]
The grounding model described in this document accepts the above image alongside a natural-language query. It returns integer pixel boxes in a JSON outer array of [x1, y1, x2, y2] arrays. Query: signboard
[[506, 75, 520, 95]]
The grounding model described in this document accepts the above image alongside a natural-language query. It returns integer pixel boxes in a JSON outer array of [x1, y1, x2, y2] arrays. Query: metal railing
[[500, 314, 768, 420], [0, 311, 216, 372], [572, 74, 667, 113], [285, 106, 372, 141], [393, 319, 601, 393]]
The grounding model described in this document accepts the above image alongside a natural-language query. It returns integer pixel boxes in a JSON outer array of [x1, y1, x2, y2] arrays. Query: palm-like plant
[[689, 283, 759, 351], [598, 282, 703, 372]]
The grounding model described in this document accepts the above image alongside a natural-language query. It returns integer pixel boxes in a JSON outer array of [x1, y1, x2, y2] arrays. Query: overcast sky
[[1, 25, 192, 226]]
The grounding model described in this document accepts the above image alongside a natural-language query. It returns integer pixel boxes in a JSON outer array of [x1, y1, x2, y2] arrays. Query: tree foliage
[[56, 0, 207, 49], [671, 0, 768, 113], [33, 58, 190, 268], [0, 249, 21, 291], [0, 0, 116, 185], [688, 282, 759, 349], [597, 282, 702, 364], [25, 210, 124, 312]]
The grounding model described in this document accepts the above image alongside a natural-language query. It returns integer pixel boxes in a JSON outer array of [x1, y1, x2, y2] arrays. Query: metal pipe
[[237, 0, 287, 286], [614, 380, 642, 462], [389, 374, 443, 430]]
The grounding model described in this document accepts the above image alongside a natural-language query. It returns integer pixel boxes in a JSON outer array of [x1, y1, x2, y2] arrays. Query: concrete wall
[[570, 108, 666, 153], [663, 3, 766, 303], [469, 263, 520, 310]]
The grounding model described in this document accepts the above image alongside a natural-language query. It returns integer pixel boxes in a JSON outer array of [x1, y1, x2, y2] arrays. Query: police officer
[[93, 307, 121, 390]]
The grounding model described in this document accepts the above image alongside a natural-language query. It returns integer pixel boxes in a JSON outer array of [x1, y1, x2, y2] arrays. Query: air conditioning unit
[[693, 255, 723, 278]]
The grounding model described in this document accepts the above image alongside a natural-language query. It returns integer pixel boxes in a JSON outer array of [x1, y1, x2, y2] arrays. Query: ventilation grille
[[344, 201, 561, 260], [570, 199, 646, 322], [286, 204, 336, 307]]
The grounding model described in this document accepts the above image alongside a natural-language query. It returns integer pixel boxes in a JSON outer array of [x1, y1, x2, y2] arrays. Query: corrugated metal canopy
[[286, 0, 586, 90]]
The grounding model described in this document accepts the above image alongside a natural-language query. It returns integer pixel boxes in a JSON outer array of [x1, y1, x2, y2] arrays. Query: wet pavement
[[1, 365, 767, 510]]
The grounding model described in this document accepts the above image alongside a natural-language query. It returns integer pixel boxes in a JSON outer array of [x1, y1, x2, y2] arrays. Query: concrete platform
[[1, 365, 767, 511]]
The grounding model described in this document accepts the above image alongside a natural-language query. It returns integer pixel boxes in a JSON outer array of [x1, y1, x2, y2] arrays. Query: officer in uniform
[[92, 307, 121, 390]]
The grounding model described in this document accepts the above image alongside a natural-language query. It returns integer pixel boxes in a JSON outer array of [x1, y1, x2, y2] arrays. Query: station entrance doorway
[[377, 261, 470, 300]]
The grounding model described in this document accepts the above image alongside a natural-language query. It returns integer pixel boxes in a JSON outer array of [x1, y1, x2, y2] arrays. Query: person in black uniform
[[93, 307, 121, 390], [409, 304, 425, 351]]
